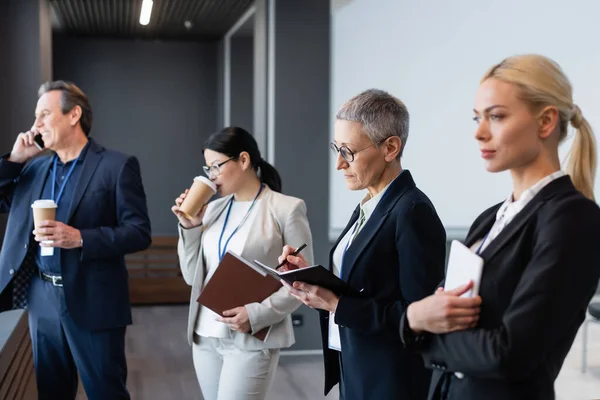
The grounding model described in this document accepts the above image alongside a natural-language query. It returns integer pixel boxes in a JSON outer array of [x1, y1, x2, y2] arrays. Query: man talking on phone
[[0, 81, 151, 399]]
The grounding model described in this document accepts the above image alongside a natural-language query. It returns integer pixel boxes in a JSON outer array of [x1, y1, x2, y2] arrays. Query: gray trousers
[[192, 335, 280, 400]]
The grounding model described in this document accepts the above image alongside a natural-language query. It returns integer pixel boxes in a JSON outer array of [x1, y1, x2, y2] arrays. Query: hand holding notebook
[[197, 251, 282, 341], [252, 259, 352, 297], [444, 240, 484, 298]]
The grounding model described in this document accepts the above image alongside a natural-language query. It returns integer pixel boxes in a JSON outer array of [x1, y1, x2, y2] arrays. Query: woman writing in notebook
[[279, 89, 447, 400], [399, 55, 600, 400], [171, 127, 313, 400]]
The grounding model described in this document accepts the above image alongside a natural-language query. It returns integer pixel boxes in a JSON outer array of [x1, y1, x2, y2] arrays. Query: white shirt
[[328, 173, 399, 351], [332, 174, 398, 277], [477, 170, 565, 253], [195, 198, 261, 338]]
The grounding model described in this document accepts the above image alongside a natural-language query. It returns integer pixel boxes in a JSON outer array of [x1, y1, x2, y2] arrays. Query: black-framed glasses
[[329, 141, 375, 163], [202, 157, 236, 178]]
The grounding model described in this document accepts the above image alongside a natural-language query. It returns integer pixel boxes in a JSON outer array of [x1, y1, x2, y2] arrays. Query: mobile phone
[[33, 133, 45, 150]]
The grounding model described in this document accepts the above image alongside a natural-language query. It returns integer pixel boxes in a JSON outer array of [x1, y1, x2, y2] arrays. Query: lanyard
[[51, 154, 80, 205], [475, 231, 490, 255], [218, 184, 264, 262], [475, 209, 509, 255]]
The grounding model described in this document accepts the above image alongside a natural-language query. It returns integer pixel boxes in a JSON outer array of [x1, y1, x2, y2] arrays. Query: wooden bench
[[0, 310, 37, 400], [126, 236, 191, 305]]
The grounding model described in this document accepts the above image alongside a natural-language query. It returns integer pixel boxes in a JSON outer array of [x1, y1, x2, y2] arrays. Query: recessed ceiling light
[[140, 0, 153, 26]]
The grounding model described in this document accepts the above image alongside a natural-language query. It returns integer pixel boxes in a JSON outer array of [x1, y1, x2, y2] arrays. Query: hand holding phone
[[8, 129, 43, 163], [33, 133, 45, 150]]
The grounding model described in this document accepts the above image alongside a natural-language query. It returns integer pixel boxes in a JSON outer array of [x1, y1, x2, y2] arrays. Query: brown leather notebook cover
[[197, 251, 282, 341]]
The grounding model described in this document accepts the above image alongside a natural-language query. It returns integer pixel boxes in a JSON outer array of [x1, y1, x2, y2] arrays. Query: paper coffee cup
[[31, 200, 57, 257], [179, 176, 217, 220]]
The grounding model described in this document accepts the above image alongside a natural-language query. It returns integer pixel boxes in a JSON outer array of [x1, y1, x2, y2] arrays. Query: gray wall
[[0, 0, 53, 247], [230, 37, 254, 132], [53, 36, 219, 235], [274, 0, 331, 351], [252, 0, 331, 351], [216, 39, 225, 129], [253, 0, 269, 153]]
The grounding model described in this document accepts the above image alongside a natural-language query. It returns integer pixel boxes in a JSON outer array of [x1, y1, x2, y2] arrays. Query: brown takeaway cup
[[31, 199, 58, 230], [179, 176, 217, 220], [31, 199, 58, 256]]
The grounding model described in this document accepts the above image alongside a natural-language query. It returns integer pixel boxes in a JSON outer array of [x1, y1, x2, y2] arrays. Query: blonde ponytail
[[483, 55, 597, 201], [565, 105, 597, 200]]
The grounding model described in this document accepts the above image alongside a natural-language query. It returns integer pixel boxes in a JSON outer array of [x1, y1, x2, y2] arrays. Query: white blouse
[[195, 198, 261, 338]]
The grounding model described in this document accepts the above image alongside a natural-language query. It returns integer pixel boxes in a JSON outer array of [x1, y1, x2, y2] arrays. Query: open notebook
[[252, 260, 352, 296]]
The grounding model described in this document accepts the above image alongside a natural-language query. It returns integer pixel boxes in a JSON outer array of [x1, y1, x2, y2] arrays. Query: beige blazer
[[177, 185, 314, 350]]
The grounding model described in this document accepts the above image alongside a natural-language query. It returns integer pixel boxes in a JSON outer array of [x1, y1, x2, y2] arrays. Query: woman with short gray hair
[[279, 89, 446, 399]]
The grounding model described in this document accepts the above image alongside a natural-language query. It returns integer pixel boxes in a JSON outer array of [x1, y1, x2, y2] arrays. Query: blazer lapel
[[341, 170, 416, 282], [66, 141, 103, 221], [464, 209, 498, 247], [203, 195, 232, 230], [478, 197, 544, 261], [240, 186, 272, 260], [328, 206, 360, 272], [472, 176, 572, 261], [31, 156, 53, 203], [341, 209, 391, 281]]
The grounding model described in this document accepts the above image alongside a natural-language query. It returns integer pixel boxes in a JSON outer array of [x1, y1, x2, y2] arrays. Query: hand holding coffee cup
[[172, 177, 216, 229], [34, 220, 83, 250], [172, 190, 207, 228], [31, 199, 57, 256]]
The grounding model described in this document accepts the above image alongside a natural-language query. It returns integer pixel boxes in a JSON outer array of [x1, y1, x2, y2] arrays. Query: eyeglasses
[[202, 157, 236, 178], [329, 141, 375, 163]]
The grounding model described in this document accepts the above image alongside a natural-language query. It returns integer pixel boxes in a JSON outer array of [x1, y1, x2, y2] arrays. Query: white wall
[[329, 0, 600, 239]]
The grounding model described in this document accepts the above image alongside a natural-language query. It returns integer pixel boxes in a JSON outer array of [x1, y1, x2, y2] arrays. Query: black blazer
[[401, 176, 600, 400], [0, 139, 151, 330], [321, 170, 446, 400]]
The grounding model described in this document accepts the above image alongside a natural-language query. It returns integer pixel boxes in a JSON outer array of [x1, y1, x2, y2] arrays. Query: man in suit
[[280, 89, 447, 399], [0, 81, 151, 399]]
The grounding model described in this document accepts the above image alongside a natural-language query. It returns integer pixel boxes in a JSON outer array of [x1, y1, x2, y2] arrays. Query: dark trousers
[[339, 352, 345, 400], [27, 275, 130, 400]]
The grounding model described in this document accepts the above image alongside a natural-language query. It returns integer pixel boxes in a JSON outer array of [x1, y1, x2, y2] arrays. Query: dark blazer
[[401, 176, 600, 400], [0, 138, 151, 330], [321, 170, 446, 400]]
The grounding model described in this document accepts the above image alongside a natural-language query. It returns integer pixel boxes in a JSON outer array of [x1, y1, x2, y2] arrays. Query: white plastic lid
[[31, 199, 58, 208], [193, 176, 217, 192]]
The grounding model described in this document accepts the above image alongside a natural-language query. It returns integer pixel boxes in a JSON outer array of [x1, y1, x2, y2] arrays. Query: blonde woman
[[172, 127, 313, 400], [401, 55, 600, 400]]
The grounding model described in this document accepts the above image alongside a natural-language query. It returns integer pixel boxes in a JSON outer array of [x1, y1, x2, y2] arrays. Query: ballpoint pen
[[275, 243, 307, 270]]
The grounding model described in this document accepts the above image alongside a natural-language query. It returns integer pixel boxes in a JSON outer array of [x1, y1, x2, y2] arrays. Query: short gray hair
[[336, 89, 409, 157], [38, 80, 93, 136]]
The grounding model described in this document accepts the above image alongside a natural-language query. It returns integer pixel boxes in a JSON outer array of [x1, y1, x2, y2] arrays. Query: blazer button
[[9, 269, 15, 275], [24, 244, 27, 249]]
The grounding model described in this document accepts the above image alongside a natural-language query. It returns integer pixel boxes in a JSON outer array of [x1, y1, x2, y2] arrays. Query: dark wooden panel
[[0, 311, 37, 400], [126, 236, 190, 305]]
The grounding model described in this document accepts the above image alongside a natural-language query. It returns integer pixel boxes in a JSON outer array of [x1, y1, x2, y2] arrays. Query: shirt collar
[[360, 170, 403, 219], [496, 170, 566, 221], [53, 141, 91, 167]]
